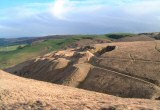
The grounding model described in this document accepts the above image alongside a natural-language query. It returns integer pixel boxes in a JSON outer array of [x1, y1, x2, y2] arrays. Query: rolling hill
[[1, 32, 159, 69], [6, 40, 160, 99], [0, 36, 111, 69]]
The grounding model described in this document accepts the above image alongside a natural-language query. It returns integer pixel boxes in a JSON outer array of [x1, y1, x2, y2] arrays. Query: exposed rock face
[[6, 41, 160, 99], [0, 70, 160, 110]]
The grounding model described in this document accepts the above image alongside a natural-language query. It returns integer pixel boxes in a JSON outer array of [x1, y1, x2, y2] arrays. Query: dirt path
[[91, 57, 160, 88]]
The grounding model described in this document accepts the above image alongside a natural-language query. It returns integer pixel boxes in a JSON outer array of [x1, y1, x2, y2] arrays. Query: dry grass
[[6, 41, 160, 99], [0, 70, 160, 110]]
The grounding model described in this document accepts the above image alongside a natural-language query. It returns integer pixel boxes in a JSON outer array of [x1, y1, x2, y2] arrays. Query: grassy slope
[[0, 34, 135, 69], [0, 40, 65, 68], [105, 33, 135, 39], [0, 44, 26, 52], [0, 36, 90, 69]]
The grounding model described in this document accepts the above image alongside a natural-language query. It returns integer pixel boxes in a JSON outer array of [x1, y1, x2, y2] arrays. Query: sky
[[0, 0, 160, 38]]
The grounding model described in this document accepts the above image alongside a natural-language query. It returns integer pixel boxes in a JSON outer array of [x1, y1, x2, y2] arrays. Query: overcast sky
[[0, 0, 160, 38]]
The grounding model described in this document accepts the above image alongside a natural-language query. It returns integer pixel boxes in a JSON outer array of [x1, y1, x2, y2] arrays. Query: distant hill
[[105, 32, 160, 42], [1, 32, 159, 46], [0, 35, 107, 47], [138, 32, 160, 40], [0, 37, 35, 46], [0, 32, 159, 69]]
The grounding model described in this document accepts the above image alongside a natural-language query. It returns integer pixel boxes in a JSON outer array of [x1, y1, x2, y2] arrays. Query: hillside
[[0, 37, 35, 47], [1, 32, 159, 69], [0, 36, 111, 69], [6, 40, 160, 99], [0, 70, 160, 110], [105, 32, 160, 41], [116, 35, 155, 42], [138, 32, 160, 40]]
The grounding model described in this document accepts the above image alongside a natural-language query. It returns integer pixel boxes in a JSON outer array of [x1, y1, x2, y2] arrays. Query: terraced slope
[[6, 41, 160, 99], [0, 70, 160, 110]]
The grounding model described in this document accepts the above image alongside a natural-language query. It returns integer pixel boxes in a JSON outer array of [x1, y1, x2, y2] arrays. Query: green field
[[0, 37, 85, 69], [0, 44, 26, 52]]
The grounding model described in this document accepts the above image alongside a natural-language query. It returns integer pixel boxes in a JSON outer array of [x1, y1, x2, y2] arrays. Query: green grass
[[105, 33, 135, 39], [0, 44, 26, 52], [0, 38, 80, 69]]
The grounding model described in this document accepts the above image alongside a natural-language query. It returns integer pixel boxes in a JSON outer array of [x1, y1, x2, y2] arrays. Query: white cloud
[[0, 0, 160, 37], [51, 0, 72, 19], [50, 0, 104, 20]]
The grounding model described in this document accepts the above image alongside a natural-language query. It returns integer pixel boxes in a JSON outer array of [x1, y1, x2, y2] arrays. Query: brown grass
[[0, 70, 160, 110], [6, 41, 160, 99]]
